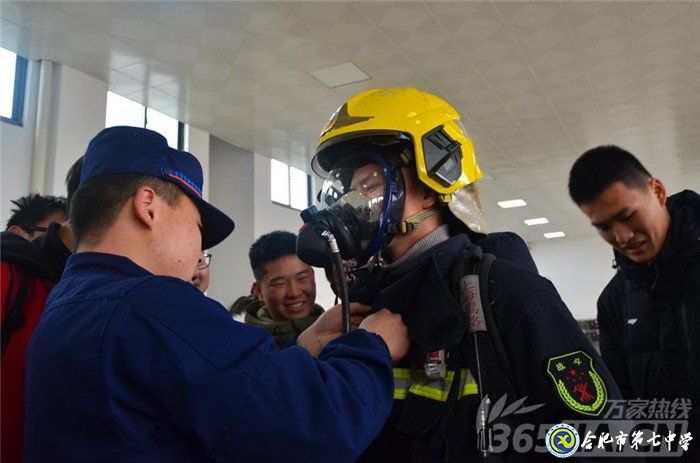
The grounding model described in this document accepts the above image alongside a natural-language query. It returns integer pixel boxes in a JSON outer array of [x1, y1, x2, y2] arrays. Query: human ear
[[7, 225, 29, 239], [133, 186, 157, 229], [252, 281, 264, 302], [650, 178, 667, 206], [421, 184, 438, 209]]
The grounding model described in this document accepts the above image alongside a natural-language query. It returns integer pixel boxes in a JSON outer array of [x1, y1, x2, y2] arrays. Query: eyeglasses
[[197, 253, 212, 269], [22, 226, 49, 234]]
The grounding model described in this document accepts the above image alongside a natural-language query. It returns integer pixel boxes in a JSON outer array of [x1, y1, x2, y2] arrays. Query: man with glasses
[[192, 251, 211, 292], [23, 126, 409, 462], [5, 193, 67, 240]]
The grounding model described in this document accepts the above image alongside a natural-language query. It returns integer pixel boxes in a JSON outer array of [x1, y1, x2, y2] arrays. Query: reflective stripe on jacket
[[393, 368, 478, 401]]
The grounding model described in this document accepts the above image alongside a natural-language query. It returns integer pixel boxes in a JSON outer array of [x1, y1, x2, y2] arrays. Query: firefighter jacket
[[356, 229, 621, 462], [24, 252, 395, 462]]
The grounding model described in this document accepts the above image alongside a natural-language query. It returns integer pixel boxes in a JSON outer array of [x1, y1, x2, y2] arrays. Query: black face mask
[[296, 206, 363, 268]]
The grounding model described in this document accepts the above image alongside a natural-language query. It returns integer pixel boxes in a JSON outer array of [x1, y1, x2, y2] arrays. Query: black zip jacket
[[597, 189, 700, 461]]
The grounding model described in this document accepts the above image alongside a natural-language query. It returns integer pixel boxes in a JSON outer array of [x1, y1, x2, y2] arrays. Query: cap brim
[[189, 194, 235, 249]]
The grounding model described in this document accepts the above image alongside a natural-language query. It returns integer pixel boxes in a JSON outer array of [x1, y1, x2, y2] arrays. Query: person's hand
[[358, 309, 410, 365], [298, 303, 371, 357]]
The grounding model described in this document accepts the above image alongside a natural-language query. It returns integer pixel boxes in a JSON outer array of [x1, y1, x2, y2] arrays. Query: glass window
[[0, 49, 16, 118], [289, 166, 309, 210], [146, 107, 178, 148], [105, 91, 145, 128], [0, 47, 28, 125], [271, 159, 290, 205], [105, 91, 184, 149], [270, 159, 311, 210]]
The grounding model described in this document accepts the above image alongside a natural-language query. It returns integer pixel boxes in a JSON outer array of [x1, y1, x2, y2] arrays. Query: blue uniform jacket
[[24, 253, 394, 462]]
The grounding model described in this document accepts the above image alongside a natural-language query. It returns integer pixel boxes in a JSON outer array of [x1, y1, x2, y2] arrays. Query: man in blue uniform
[[23, 126, 409, 462], [300, 87, 621, 461]]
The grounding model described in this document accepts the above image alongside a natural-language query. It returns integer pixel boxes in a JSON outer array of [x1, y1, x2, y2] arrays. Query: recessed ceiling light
[[524, 217, 549, 226], [544, 231, 566, 239], [310, 62, 370, 88], [497, 199, 527, 209]]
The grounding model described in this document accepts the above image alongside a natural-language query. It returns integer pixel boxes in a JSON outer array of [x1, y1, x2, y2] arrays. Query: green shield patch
[[546, 350, 607, 416]]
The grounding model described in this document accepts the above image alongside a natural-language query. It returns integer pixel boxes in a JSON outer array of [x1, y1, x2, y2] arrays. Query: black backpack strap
[[2, 263, 31, 355], [453, 245, 516, 393], [452, 245, 517, 460], [474, 251, 515, 389]]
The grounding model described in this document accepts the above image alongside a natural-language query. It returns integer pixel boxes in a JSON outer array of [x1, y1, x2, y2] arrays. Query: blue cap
[[80, 126, 235, 249]]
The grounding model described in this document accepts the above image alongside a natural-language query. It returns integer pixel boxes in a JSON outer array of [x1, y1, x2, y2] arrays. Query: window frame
[[270, 159, 312, 211], [1, 53, 28, 126]]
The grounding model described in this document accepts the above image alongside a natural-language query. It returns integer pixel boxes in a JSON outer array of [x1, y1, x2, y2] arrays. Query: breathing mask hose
[[321, 230, 351, 334]]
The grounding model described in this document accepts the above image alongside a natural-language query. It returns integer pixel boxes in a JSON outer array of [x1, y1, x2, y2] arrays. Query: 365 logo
[[546, 423, 580, 458]]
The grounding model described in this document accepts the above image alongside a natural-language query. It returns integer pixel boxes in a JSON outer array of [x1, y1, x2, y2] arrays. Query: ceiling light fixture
[[544, 231, 566, 239], [497, 199, 527, 209], [310, 62, 370, 88], [524, 217, 549, 226]]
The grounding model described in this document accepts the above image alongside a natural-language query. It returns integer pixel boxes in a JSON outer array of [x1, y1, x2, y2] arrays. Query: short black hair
[[6, 194, 67, 230], [70, 174, 182, 247], [64, 156, 84, 216], [248, 230, 297, 281], [568, 145, 653, 206]]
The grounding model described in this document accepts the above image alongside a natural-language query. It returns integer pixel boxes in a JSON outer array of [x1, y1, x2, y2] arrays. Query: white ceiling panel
[[1, 0, 698, 244]]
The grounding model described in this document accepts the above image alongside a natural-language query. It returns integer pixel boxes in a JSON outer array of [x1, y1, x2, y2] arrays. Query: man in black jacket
[[569, 145, 699, 460]]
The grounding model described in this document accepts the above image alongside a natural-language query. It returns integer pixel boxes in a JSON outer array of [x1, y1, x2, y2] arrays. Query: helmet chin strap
[[388, 206, 440, 235]]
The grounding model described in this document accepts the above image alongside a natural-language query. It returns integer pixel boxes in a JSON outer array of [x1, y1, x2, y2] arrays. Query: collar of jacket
[[245, 302, 325, 333], [615, 190, 700, 299]]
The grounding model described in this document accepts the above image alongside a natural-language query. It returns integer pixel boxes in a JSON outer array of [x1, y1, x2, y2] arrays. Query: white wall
[[47, 65, 107, 195], [529, 235, 617, 320], [1, 61, 106, 226], [207, 136, 256, 309]]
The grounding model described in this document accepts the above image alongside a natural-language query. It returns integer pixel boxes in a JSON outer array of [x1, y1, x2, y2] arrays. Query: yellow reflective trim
[[460, 383, 478, 397], [458, 369, 479, 398], [392, 368, 478, 402], [408, 383, 450, 401], [393, 368, 410, 400], [408, 369, 453, 401]]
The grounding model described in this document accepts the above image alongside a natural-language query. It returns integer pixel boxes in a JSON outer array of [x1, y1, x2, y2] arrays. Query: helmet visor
[[319, 154, 393, 262]]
